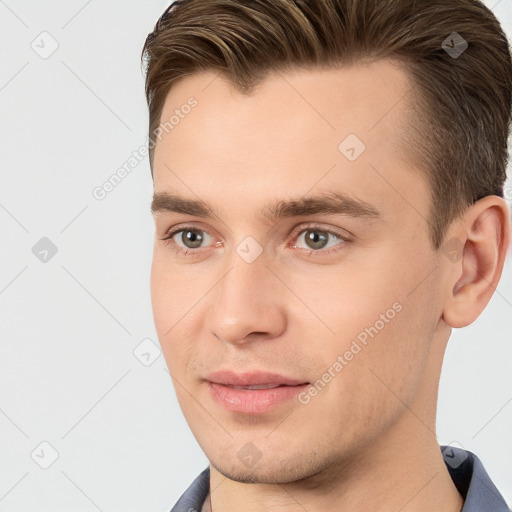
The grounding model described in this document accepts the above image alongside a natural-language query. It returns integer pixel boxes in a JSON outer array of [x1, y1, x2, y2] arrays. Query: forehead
[[151, 60, 425, 224]]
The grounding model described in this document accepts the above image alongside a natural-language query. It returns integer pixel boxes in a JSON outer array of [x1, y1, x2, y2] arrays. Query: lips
[[205, 370, 311, 414]]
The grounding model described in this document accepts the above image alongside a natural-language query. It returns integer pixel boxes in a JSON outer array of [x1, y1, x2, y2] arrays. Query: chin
[[209, 449, 334, 485]]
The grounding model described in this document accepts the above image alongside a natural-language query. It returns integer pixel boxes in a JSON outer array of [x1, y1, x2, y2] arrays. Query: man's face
[[150, 61, 449, 483]]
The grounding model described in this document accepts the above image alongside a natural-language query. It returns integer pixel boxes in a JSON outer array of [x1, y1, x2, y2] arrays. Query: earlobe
[[441, 196, 511, 329]]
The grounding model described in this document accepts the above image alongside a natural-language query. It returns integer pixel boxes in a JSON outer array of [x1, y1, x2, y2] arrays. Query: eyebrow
[[151, 191, 381, 223]]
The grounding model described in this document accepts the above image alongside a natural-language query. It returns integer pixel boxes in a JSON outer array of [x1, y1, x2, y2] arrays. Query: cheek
[[150, 256, 174, 338], [291, 251, 437, 404], [150, 254, 202, 371], [288, 262, 404, 353], [292, 302, 432, 454], [150, 249, 205, 329]]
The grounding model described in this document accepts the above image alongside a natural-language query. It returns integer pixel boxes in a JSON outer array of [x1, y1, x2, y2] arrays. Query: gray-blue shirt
[[169, 446, 510, 511]]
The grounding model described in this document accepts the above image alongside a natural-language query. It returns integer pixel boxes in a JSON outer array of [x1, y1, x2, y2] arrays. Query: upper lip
[[206, 370, 308, 387]]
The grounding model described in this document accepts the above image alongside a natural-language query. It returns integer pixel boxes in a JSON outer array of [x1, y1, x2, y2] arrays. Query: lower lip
[[207, 382, 310, 414]]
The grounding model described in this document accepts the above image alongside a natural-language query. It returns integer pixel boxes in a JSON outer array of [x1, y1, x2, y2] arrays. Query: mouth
[[205, 370, 311, 414]]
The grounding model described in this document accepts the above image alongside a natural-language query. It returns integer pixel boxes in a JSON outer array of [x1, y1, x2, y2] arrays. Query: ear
[[441, 195, 511, 328]]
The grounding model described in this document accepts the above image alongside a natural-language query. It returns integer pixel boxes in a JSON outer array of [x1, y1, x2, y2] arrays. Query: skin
[[150, 60, 510, 512]]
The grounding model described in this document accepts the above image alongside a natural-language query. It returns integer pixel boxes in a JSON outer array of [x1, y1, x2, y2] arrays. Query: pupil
[[306, 230, 328, 249], [183, 230, 203, 248]]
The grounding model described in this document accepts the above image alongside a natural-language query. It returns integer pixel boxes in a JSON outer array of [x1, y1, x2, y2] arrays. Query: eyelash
[[159, 223, 350, 258]]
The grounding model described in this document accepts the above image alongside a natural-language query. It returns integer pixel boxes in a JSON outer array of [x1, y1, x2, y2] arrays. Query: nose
[[206, 250, 287, 346]]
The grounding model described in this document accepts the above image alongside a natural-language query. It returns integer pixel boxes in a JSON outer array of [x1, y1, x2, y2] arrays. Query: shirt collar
[[442, 446, 510, 511]]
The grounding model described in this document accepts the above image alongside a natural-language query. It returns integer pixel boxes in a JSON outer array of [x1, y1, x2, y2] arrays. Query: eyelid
[[160, 221, 217, 241], [160, 223, 218, 248], [288, 222, 351, 243]]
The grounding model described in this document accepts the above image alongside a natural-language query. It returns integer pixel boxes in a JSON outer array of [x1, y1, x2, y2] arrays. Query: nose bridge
[[207, 244, 285, 344]]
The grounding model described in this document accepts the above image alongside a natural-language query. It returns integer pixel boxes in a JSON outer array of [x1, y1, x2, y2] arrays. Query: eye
[[291, 225, 347, 255], [160, 226, 216, 255]]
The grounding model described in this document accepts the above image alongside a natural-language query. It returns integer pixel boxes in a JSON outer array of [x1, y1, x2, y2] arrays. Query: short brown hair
[[141, 0, 512, 249]]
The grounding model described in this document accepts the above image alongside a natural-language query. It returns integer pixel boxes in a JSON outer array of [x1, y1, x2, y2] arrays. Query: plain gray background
[[0, 1, 511, 510]]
